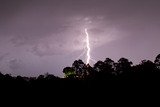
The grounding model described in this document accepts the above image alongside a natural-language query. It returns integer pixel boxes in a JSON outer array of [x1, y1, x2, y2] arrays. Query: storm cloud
[[0, 0, 160, 77]]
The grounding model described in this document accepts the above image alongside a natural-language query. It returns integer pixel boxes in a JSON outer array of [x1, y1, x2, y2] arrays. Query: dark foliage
[[0, 54, 160, 95]]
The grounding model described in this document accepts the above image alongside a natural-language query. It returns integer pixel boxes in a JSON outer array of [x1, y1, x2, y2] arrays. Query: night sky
[[0, 0, 160, 77]]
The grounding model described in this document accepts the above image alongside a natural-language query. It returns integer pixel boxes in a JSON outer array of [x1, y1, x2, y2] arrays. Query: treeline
[[0, 54, 160, 91], [0, 54, 160, 81], [63, 54, 160, 81]]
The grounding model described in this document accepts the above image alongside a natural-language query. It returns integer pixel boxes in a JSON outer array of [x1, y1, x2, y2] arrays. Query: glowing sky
[[0, 0, 160, 77]]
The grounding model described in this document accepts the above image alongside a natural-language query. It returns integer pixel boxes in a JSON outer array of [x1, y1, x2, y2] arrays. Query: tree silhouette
[[0, 72, 4, 80], [155, 54, 160, 69], [115, 58, 132, 75], [72, 60, 89, 79], [93, 58, 115, 80], [140, 60, 156, 73], [37, 75, 45, 80], [94, 61, 105, 73], [86, 64, 95, 79], [63, 67, 76, 79], [104, 58, 115, 74]]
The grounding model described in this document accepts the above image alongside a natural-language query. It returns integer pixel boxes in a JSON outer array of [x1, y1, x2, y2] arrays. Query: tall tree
[[104, 58, 115, 74], [72, 60, 88, 78], [115, 58, 133, 75], [140, 60, 156, 73]]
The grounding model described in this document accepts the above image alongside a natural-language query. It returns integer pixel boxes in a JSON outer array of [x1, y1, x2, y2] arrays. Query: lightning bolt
[[85, 28, 91, 64]]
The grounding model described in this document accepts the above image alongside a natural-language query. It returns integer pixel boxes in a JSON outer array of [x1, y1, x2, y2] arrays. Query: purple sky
[[0, 0, 160, 77]]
